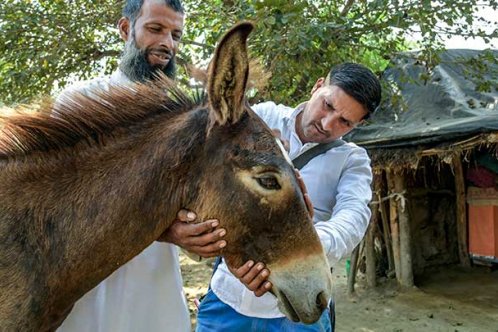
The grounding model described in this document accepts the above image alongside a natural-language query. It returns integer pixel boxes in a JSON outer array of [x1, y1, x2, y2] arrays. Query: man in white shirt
[[56, 1, 227, 331], [194, 63, 382, 331]]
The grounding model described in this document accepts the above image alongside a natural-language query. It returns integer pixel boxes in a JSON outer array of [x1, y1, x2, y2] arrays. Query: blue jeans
[[196, 289, 333, 332]]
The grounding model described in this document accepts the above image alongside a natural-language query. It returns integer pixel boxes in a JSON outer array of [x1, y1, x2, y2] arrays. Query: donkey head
[[192, 22, 332, 324]]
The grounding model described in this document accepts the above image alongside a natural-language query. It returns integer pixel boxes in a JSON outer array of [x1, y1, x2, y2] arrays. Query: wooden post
[[386, 168, 401, 282], [376, 169, 394, 275], [365, 215, 377, 288], [453, 152, 471, 267], [347, 244, 360, 295], [378, 188, 395, 274], [394, 170, 414, 287], [366, 172, 382, 287]]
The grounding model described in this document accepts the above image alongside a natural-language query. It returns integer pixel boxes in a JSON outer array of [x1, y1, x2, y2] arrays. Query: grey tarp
[[345, 49, 498, 148]]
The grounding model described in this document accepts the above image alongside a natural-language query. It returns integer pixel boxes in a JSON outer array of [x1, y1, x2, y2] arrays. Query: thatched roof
[[346, 49, 498, 168], [368, 133, 498, 170]]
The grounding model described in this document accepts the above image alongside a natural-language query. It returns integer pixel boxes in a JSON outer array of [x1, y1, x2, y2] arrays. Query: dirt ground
[[180, 253, 498, 331]]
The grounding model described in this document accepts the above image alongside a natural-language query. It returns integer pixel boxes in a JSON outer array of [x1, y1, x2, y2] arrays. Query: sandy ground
[[180, 253, 498, 331]]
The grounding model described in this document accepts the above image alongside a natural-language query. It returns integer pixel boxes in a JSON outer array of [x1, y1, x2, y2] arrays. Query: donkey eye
[[256, 176, 281, 190]]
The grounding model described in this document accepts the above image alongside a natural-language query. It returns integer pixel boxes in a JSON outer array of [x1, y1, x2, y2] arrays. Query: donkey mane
[[0, 75, 205, 158]]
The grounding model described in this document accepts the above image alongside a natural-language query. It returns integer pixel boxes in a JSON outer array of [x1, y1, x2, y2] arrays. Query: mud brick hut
[[345, 49, 498, 289]]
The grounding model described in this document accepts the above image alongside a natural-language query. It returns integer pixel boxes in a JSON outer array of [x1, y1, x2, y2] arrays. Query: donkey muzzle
[[268, 253, 333, 324]]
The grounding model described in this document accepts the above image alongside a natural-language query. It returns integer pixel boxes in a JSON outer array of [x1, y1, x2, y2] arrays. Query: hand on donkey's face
[[294, 169, 314, 219], [157, 209, 226, 258], [271, 129, 290, 152], [227, 260, 272, 297]]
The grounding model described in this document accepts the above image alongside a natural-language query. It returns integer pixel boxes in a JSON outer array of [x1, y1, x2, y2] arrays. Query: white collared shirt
[[55, 70, 131, 103], [56, 70, 191, 332], [211, 101, 373, 319]]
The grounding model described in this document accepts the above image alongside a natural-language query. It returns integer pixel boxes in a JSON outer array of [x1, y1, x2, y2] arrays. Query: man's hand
[[271, 129, 289, 152], [158, 209, 226, 258], [271, 129, 312, 218], [294, 169, 314, 219], [228, 261, 272, 297]]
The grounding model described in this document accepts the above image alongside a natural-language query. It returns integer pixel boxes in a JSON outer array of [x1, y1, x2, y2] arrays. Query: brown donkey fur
[[0, 23, 332, 331]]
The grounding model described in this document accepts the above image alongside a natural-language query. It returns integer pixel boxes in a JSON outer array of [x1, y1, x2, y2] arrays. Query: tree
[[0, 0, 121, 104], [1, 0, 497, 105]]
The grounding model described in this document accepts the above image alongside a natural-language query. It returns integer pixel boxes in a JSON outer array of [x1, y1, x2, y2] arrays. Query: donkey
[[0, 22, 332, 331]]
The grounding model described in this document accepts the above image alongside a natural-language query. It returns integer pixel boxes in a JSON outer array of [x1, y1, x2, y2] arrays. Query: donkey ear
[[207, 22, 254, 126]]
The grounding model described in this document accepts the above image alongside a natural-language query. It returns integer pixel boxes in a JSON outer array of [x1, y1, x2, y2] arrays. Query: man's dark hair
[[123, 0, 184, 25], [326, 63, 381, 118]]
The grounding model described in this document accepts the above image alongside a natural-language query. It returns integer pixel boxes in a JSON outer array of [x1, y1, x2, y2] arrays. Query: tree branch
[[341, 0, 355, 16], [180, 39, 214, 50]]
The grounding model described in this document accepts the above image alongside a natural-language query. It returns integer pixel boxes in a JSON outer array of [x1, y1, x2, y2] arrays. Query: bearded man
[[56, 1, 226, 331]]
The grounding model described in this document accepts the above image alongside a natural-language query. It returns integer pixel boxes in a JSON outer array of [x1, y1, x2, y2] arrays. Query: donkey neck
[[55, 107, 209, 293]]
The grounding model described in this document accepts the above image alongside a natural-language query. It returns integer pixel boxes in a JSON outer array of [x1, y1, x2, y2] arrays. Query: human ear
[[310, 77, 325, 95], [118, 17, 130, 42]]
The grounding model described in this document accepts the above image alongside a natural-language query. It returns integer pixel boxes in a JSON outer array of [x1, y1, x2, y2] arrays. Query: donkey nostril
[[316, 291, 328, 311]]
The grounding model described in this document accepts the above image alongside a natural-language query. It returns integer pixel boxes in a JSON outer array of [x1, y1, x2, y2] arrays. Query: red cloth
[[467, 166, 496, 188]]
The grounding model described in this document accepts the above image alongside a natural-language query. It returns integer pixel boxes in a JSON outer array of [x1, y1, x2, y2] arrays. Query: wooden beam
[[347, 244, 360, 295], [394, 171, 414, 287], [366, 210, 377, 288], [386, 168, 401, 282], [366, 172, 382, 287], [453, 152, 471, 267], [377, 172, 394, 274]]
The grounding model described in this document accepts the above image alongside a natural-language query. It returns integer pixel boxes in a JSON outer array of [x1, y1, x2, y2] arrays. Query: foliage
[[0, 0, 497, 105], [0, 0, 121, 104]]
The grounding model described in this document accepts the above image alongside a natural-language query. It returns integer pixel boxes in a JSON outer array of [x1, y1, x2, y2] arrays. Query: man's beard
[[119, 38, 176, 83]]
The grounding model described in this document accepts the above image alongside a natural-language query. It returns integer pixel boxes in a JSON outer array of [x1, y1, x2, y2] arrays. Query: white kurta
[[56, 70, 191, 332], [211, 101, 373, 319]]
